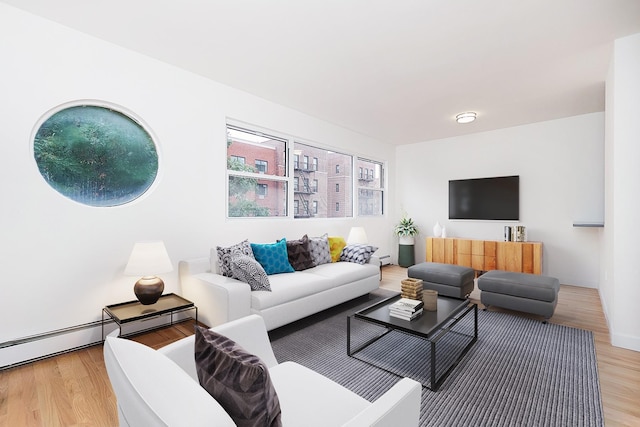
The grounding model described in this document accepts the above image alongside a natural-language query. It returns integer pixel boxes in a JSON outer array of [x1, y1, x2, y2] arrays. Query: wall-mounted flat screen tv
[[449, 175, 519, 220]]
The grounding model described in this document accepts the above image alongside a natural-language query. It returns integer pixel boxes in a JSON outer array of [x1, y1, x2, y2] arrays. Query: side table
[[102, 293, 198, 340]]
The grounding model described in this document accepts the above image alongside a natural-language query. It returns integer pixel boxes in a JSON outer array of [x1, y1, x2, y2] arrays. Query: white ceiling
[[4, 0, 640, 145]]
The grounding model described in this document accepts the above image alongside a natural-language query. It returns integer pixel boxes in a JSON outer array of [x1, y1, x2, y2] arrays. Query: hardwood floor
[[1, 265, 638, 426]]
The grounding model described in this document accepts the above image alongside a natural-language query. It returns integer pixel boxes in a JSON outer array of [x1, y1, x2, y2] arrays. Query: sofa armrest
[[368, 255, 381, 266], [342, 378, 421, 427], [179, 259, 252, 328]]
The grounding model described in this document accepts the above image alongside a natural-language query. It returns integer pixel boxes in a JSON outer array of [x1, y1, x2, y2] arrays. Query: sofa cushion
[[282, 235, 314, 271], [408, 262, 475, 287], [250, 271, 334, 310], [251, 239, 295, 275], [195, 326, 282, 427], [308, 233, 331, 266], [230, 255, 271, 292], [478, 270, 560, 302], [217, 240, 254, 277], [269, 361, 368, 427], [340, 244, 378, 265], [328, 236, 347, 262], [309, 261, 379, 287]]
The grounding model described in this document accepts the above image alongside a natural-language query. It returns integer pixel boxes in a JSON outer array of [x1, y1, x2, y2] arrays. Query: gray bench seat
[[478, 270, 560, 322], [407, 262, 475, 299]]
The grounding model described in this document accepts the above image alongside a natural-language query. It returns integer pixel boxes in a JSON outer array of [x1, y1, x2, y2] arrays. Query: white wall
[[395, 113, 604, 288], [0, 4, 396, 366], [602, 33, 640, 352]]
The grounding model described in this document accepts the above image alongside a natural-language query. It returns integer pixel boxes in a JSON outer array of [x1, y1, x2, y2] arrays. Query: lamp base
[[134, 276, 164, 305]]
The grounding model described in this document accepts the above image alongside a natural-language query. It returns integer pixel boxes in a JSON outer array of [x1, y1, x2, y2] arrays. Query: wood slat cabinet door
[[484, 241, 497, 271], [471, 240, 485, 270], [455, 239, 472, 267]]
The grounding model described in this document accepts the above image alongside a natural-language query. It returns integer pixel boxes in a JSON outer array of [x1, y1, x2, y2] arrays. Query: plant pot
[[398, 235, 415, 245], [398, 235, 415, 267]]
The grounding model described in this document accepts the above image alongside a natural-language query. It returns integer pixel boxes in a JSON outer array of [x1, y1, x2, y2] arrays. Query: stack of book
[[401, 278, 423, 301], [389, 298, 424, 320]]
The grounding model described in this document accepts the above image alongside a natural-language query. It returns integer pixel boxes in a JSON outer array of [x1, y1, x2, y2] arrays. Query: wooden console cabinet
[[426, 237, 542, 275]]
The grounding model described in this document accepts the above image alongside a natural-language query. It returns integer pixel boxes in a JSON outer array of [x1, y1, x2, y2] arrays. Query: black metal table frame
[[347, 301, 477, 391], [102, 295, 198, 340]]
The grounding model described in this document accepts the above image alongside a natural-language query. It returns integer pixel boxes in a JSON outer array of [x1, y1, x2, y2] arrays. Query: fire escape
[[294, 157, 316, 218]]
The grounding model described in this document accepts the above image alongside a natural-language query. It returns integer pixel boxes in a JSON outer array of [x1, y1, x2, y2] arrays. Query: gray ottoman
[[407, 262, 475, 299], [478, 270, 560, 322]]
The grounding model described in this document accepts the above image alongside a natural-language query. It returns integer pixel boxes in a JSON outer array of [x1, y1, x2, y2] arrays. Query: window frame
[[356, 157, 385, 217], [226, 121, 386, 219]]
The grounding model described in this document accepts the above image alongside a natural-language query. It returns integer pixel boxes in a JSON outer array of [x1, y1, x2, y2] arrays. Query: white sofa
[[179, 249, 380, 330], [104, 314, 422, 426]]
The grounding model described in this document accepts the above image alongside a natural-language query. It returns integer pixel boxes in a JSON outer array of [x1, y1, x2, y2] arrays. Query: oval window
[[33, 104, 159, 207]]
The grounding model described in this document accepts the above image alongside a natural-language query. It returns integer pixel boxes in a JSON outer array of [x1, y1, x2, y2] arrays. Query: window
[[294, 142, 353, 218], [227, 122, 369, 219], [227, 124, 287, 217], [256, 183, 268, 197], [33, 103, 158, 207], [357, 158, 385, 216], [255, 159, 268, 174]]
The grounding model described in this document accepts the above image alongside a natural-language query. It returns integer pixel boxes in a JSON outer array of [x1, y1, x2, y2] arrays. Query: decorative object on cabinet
[[433, 221, 443, 237]]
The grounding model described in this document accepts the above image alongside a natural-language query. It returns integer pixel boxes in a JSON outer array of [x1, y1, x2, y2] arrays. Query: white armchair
[[104, 315, 422, 427], [104, 314, 422, 426]]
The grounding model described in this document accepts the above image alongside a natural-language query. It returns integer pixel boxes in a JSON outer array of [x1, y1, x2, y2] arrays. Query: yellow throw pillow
[[328, 236, 347, 262]]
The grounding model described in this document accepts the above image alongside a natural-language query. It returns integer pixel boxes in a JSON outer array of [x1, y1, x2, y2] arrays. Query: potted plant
[[394, 216, 419, 245], [395, 216, 419, 267]]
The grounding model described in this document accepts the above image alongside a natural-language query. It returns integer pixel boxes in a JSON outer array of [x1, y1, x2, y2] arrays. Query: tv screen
[[449, 176, 519, 220]]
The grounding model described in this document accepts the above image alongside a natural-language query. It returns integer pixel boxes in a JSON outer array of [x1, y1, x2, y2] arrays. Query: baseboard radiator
[[0, 311, 190, 370]]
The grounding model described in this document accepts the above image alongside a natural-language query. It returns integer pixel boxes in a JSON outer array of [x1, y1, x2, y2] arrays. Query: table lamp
[[347, 226, 368, 245], [124, 241, 173, 305]]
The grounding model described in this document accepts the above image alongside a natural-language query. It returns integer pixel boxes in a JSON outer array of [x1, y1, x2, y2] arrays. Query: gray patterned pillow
[[217, 240, 254, 277], [230, 255, 271, 291], [308, 233, 331, 266], [340, 244, 378, 265], [195, 326, 282, 427]]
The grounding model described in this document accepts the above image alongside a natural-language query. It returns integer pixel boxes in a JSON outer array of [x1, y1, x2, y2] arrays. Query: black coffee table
[[347, 293, 477, 390]]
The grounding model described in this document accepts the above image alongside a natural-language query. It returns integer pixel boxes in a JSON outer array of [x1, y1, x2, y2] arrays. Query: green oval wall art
[[33, 104, 159, 207]]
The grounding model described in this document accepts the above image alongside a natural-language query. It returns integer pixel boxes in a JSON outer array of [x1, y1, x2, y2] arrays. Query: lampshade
[[125, 241, 173, 276], [347, 227, 368, 245], [125, 241, 172, 305]]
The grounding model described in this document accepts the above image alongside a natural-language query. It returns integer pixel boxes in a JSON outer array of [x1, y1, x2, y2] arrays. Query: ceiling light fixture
[[456, 112, 477, 124]]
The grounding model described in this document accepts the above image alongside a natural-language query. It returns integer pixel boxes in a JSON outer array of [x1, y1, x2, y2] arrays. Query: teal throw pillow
[[250, 239, 295, 275]]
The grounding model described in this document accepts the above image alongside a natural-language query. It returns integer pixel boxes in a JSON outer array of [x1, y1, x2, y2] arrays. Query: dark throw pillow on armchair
[[194, 326, 282, 427]]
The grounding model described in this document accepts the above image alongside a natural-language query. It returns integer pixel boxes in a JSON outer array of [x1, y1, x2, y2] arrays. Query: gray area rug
[[269, 290, 603, 427]]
